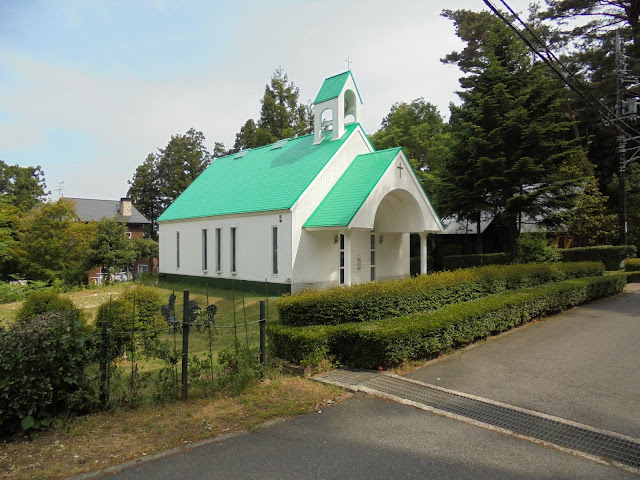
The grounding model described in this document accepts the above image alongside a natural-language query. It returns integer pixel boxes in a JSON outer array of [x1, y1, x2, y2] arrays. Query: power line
[[483, 0, 640, 138]]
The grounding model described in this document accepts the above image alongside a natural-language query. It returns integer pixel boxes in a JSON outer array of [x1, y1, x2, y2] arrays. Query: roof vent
[[270, 138, 288, 150], [234, 149, 250, 159]]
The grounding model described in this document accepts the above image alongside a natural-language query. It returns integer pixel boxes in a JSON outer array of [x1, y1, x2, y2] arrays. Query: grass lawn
[[0, 376, 343, 480]]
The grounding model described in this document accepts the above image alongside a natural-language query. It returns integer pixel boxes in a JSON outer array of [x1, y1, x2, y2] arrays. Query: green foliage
[[132, 237, 158, 274], [217, 341, 264, 396], [90, 217, 137, 278], [438, 10, 587, 252], [95, 286, 165, 352], [270, 275, 626, 368], [0, 280, 49, 304], [516, 232, 561, 264], [567, 175, 616, 246], [127, 154, 161, 238], [442, 253, 513, 271], [231, 68, 312, 151], [16, 289, 76, 321], [369, 99, 452, 199], [277, 262, 604, 327], [409, 256, 434, 276], [0, 160, 48, 209], [128, 129, 214, 234], [559, 245, 636, 270], [0, 311, 97, 435], [15, 198, 95, 284], [624, 258, 640, 272]]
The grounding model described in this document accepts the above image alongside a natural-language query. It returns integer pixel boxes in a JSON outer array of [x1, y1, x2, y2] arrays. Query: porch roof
[[304, 148, 401, 228]]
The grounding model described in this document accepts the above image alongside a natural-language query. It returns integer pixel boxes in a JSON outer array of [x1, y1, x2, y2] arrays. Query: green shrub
[[95, 285, 165, 352], [624, 258, 640, 272], [16, 289, 76, 322], [559, 245, 636, 270], [277, 262, 604, 327], [0, 311, 97, 436], [0, 281, 50, 304], [442, 253, 513, 270], [516, 232, 561, 264], [409, 256, 434, 276], [269, 275, 625, 368]]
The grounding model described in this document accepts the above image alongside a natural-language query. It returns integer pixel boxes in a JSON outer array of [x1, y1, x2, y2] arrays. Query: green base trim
[[158, 273, 291, 296]]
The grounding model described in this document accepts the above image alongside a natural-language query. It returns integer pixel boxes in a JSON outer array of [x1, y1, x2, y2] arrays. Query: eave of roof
[[303, 148, 401, 228], [313, 71, 363, 105]]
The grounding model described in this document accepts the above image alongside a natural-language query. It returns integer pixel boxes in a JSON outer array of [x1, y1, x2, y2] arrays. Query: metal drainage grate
[[319, 370, 640, 469]]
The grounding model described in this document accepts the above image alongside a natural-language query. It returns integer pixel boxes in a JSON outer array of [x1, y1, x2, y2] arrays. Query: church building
[[157, 71, 443, 293]]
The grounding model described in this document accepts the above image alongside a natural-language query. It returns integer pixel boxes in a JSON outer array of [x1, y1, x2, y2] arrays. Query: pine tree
[[439, 10, 587, 253]]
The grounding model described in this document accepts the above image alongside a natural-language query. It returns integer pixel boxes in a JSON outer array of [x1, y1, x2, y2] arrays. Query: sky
[[0, 0, 532, 200]]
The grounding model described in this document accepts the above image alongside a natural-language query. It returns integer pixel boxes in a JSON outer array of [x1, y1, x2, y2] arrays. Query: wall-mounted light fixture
[[379, 235, 384, 244], [278, 214, 282, 223], [357, 255, 361, 270], [334, 235, 339, 244]]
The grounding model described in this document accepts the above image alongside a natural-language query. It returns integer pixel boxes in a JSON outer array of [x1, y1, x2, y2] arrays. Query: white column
[[420, 232, 428, 275], [343, 230, 352, 285]]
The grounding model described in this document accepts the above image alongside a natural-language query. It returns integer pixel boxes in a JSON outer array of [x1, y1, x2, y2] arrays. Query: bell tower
[[313, 71, 363, 144]]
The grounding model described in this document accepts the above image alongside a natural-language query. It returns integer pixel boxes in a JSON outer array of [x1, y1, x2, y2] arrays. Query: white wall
[[158, 211, 292, 284], [291, 127, 372, 283], [376, 232, 410, 280]]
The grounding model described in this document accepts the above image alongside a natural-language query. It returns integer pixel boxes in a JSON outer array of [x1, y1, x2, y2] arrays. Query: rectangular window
[[216, 228, 222, 272], [272, 226, 278, 275], [176, 232, 180, 268], [230, 227, 237, 273], [339, 233, 345, 285], [370, 234, 376, 281], [138, 264, 148, 275], [202, 229, 208, 270]]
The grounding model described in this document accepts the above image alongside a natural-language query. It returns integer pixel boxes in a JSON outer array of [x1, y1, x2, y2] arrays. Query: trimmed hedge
[[269, 274, 626, 368], [559, 245, 636, 270], [277, 262, 604, 327], [624, 258, 640, 272], [409, 256, 434, 276], [442, 253, 514, 271]]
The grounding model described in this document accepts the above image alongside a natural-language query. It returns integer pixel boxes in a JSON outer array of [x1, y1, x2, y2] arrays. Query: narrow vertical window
[[202, 229, 208, 270], [370, 234, 376, 281], [230, 227, 237, 273], [216, 228, 222, 272], [272, 226, 278, 275], [176, 232, 180, 268], [339, 234, 345, 285]]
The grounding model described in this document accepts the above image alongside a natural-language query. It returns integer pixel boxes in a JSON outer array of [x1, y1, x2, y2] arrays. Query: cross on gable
[[397, 162, 404, 178]]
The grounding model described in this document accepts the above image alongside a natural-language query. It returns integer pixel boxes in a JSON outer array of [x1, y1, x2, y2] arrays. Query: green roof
[[313, 71, 363, 105], [157, 124, 360, 222], [304, 148, 402, 228]]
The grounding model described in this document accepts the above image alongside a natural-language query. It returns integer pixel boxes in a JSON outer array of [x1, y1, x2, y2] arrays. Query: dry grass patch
[[0, 376, 342, 480]]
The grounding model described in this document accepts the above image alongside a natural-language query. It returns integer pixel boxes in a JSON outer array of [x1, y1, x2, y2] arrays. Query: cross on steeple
[[397, 162, 404, 178], [346, 57, 353, 70]]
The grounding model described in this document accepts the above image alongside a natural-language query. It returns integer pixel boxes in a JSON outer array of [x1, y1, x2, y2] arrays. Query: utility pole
[[616, 30, 628, 244]]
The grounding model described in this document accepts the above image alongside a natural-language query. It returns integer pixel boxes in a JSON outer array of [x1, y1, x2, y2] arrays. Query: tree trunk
[[475, 214, 483, 254]]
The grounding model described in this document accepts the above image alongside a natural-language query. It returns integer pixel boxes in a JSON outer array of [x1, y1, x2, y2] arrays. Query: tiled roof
[[67, 198, 150, 224]]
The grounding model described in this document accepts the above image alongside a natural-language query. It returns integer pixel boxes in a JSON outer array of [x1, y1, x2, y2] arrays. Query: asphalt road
[[97, 287, 640, 480], [407, 285, 640, 439]]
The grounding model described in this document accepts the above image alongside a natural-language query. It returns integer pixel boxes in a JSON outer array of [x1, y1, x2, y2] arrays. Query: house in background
[[157, 71, 443, 294], [67, 197, 154, 281]]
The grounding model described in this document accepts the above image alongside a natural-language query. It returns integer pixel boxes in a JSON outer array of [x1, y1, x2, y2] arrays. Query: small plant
[[516, 232, 561, 264], [217, 341, 264, 396]]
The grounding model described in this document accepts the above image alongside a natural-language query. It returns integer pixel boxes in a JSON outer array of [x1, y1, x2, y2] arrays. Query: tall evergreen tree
[[440, 10, 587, 253], [127, 153, 161, 239]]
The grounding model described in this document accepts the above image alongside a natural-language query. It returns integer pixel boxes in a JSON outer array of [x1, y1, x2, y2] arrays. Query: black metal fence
[[96, 290, 269, 407]]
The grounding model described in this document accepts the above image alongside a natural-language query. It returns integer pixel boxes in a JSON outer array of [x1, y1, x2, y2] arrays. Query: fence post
[[259, 300, 266, 365], [182, 290, 190, 400], [100, 321, 108, 405]]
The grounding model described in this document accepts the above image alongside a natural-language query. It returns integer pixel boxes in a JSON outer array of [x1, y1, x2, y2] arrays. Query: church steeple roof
[[313, 71, 363, 105]]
